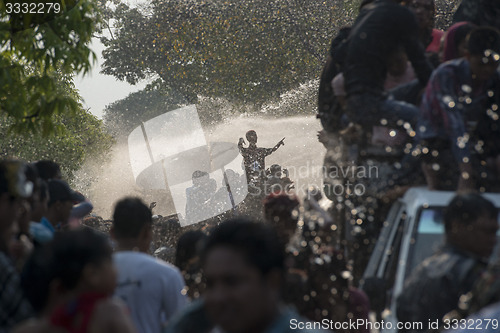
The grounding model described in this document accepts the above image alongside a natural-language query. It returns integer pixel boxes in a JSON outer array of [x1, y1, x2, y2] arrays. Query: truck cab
[[361, 187, 500, 332]]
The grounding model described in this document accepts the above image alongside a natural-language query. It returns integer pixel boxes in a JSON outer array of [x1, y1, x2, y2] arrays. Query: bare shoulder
[[90, 298, 137, 333], [94, 297, 128, 314]]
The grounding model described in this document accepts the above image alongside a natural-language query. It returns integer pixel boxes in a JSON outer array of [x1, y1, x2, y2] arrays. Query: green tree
[[101, 0, 354, 107], [101, 0, 458, 116], [0, 83, 114, 179], [103, 81, 186, 140], [0, 109, 114, 180], [0, 0, 99, 134]]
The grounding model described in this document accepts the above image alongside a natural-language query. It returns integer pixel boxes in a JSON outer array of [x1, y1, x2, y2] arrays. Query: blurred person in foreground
[[34, 160, 92, 228], [201, 219, 330, 333], [13, 228, 136, 333], [42, 180, 82, 234], [0, 160, 34, 332], [111, 197, 187, 333], [397, 193, 498, 332], [263, 192, 300, 245], [8, 164, 40, 271], [175, 230, 207, 300], [28, 180, 51, 245]]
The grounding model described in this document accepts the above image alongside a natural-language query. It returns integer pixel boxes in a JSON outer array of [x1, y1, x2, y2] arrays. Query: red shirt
[[426, 28, 444, 53]]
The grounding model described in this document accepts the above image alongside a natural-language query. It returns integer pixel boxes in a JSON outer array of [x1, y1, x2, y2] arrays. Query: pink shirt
[[426, 28, 444, 53]]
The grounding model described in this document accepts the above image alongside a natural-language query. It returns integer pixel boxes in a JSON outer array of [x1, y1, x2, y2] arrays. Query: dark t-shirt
[[239, 145, 274, 178], [344, 0, 433, 97], [397, 245, 487, 332]]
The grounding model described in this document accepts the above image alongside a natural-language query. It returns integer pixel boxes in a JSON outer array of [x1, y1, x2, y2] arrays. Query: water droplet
[[461, 85, 472, 93]]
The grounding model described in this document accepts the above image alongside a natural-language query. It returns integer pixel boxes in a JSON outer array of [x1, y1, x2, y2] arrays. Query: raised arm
[[271, 138, 285, 152], [238, 138, 245, 152]]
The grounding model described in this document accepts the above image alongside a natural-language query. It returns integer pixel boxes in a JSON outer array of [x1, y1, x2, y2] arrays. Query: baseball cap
[[48, 180, 80, 206]]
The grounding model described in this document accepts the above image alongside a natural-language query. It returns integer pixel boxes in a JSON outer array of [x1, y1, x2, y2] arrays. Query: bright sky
[[74, 36, 148, 119]]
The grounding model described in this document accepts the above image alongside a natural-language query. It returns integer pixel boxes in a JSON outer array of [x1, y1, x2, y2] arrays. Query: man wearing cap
[[0, 160, 34, 331], [41, 179, 80, 233]]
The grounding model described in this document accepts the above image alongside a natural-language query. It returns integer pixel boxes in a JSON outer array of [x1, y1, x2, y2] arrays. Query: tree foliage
[[101, 0, 356, 106], [0, 103, 114, 180], [100, 0, 459, 111], [0, 0, 100, 134], [103, 81, 186, 140]]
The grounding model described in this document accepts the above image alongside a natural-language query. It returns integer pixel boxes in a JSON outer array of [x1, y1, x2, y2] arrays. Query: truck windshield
[[408, 208, 500, 277]]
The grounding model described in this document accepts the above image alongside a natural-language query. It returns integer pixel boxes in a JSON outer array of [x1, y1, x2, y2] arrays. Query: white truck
[[361, 187, 500, 333]]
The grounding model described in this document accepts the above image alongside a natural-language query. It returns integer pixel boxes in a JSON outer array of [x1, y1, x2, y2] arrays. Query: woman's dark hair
[[39, 180, 49, 202], [21, 228, 112, 312], [202, 219, 285, 276], [51, 228, 112, 290], [453, 23, 476, 51], [21, 244, 55, 313], [34, 160, 61, 181], [112, 197, 152, 239], [467, 27, 500, 56]]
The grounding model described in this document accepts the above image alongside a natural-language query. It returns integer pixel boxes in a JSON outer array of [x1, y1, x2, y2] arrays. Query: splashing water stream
[[77, 115, 325, 219]]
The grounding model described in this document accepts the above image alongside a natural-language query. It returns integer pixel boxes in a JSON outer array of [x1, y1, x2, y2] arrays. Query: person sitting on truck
[[441, 22, 476, 63], [404, 0, 443, 65], [332, 45, 416, 146], [343, 0, 433, 132], [417, 27, 500, 192], [397, 193, 498, 332]]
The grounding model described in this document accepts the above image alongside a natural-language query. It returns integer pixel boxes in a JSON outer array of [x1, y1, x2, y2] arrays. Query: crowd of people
[[1, 0, 500, 332], [317, 0, 500, 300], [319, 0, 500, 193], [0, 159, 348, 333], [1, 164, 499, 333]]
